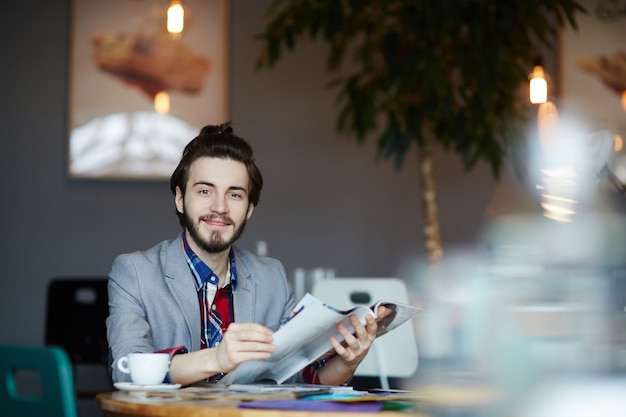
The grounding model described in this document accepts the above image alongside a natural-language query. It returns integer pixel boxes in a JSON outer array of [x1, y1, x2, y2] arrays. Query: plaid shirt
[[180, 234, 324, 384], [182, 234, 236, 381]]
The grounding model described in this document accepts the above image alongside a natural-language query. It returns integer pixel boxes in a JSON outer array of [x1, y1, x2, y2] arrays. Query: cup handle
[[117, 356, 130, 374]]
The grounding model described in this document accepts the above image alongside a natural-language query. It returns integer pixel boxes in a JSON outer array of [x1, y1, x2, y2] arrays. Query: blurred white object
[[312, 277, 418, 389], [521, 377, 626, 417], [291, 267, 335, 301], [255, 241, 268, 257], [69, 111, 198, 178]]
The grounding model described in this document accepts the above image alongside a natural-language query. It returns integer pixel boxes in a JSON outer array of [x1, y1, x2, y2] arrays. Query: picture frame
[[67, 0, 229, 180], [559, 0, 625, 137]]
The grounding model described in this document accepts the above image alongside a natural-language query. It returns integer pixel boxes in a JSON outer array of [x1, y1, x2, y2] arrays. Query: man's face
[[175, 157, 254, 254]]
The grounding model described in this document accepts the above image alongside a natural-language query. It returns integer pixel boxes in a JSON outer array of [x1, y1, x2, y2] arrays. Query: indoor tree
[[255, 0, 586, 263]]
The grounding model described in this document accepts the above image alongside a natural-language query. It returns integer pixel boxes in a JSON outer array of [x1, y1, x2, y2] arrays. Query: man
[[107, 123, 386, 385]]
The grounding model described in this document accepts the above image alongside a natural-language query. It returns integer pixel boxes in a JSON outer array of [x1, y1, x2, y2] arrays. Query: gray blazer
[[106, 234, 297, 383]]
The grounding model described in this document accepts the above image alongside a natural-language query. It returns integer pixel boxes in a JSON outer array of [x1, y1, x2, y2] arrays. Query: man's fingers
[[347, 314, 377, 340], [364, 314, 378, 337], [329, 336, 347, 355], [376, 306, 393, 320], [230, 340, 277, 353], [225, 322, 274, 342], [336, 321, 357, 345], [215, 322, 277, 373]]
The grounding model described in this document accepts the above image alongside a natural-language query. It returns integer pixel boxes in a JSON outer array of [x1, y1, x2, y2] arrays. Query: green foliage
[[256, 0, 586, 177]]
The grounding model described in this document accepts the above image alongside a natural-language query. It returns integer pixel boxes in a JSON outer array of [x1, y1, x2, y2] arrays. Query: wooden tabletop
[[97, 391, 424, 417]]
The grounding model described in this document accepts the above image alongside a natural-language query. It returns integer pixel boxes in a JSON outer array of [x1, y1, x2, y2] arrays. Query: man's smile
[[202, 215, 233, 228]]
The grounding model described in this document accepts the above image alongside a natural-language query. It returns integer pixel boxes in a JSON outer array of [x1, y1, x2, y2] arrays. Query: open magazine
[[218, 293, 422, 385]]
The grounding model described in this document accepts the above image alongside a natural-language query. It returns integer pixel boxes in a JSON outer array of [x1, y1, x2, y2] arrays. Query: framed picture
[[560, 0, 625, 137], [68, 0, 229, 180]]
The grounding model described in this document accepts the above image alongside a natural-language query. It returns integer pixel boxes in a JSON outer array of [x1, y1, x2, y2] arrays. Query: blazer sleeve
[[107, 253, 156, 382], [107, 236, 201, 383]]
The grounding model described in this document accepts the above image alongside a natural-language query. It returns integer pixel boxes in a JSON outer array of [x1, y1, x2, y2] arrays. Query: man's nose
[[210, 195, 228, 213]]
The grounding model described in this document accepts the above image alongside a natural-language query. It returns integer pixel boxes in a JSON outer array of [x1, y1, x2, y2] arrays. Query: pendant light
[[167, 0, 185, 38]]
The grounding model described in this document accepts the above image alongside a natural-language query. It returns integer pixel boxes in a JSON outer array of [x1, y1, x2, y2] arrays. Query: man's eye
[[199, 189, 210, 195], [230, 193, 243, 199]]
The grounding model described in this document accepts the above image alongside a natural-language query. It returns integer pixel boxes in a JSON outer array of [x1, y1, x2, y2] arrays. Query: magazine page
[[219, 298, 374, 384], [218, 293, 421, 385], [373, 301, 423, 337]]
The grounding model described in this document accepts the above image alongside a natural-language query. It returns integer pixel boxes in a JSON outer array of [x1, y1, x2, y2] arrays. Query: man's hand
[[169, 322, 275, 385], [330, 305, 393, 369], [215, 323, 276, 374]]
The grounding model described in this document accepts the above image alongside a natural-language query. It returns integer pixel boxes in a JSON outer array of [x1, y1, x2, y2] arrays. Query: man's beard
[[183, 211, 248, 253]]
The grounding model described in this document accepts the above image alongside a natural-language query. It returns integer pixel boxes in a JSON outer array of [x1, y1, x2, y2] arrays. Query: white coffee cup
[[117, 353, 170, 385]]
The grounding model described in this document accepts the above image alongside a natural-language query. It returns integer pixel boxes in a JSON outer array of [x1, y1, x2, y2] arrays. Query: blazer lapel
[[164, 235, 203, 350], [232, 248, 257, 324]]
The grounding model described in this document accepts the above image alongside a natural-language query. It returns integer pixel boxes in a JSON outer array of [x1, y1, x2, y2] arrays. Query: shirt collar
[[181, 233, 238, 291]]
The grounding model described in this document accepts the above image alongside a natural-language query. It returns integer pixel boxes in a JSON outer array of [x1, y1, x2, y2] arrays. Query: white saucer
[[114, 382, 182, 392]]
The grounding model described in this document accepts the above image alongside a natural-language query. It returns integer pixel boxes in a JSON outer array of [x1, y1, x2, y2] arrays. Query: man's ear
[[246, 203, 254, 220], [175, 186, 184, 214]]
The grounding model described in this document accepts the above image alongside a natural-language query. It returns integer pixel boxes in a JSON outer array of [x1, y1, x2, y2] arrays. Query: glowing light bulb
[[154, 92, 170, 114], [167, 1, 184, 37], [529, 65, 548, 104]]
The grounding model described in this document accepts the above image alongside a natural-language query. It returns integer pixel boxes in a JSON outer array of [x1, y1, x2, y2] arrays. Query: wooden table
[[97, 391, 424, 417]]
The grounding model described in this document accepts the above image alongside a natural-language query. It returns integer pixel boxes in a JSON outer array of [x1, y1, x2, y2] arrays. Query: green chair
[[0, 345, 78, 417]]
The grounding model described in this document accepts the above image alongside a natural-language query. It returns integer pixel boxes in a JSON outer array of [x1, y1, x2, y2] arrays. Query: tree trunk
[[418, 140, 443, 264]]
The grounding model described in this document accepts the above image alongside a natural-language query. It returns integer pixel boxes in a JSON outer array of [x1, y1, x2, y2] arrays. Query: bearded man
[[106, 123, 386, 386]]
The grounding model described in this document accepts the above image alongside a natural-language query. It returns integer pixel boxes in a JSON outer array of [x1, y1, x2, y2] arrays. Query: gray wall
[[0, 0, 498, 347]]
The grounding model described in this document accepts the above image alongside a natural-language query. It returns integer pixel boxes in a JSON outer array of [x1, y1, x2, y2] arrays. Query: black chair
[[45, 277, 112, 398]]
